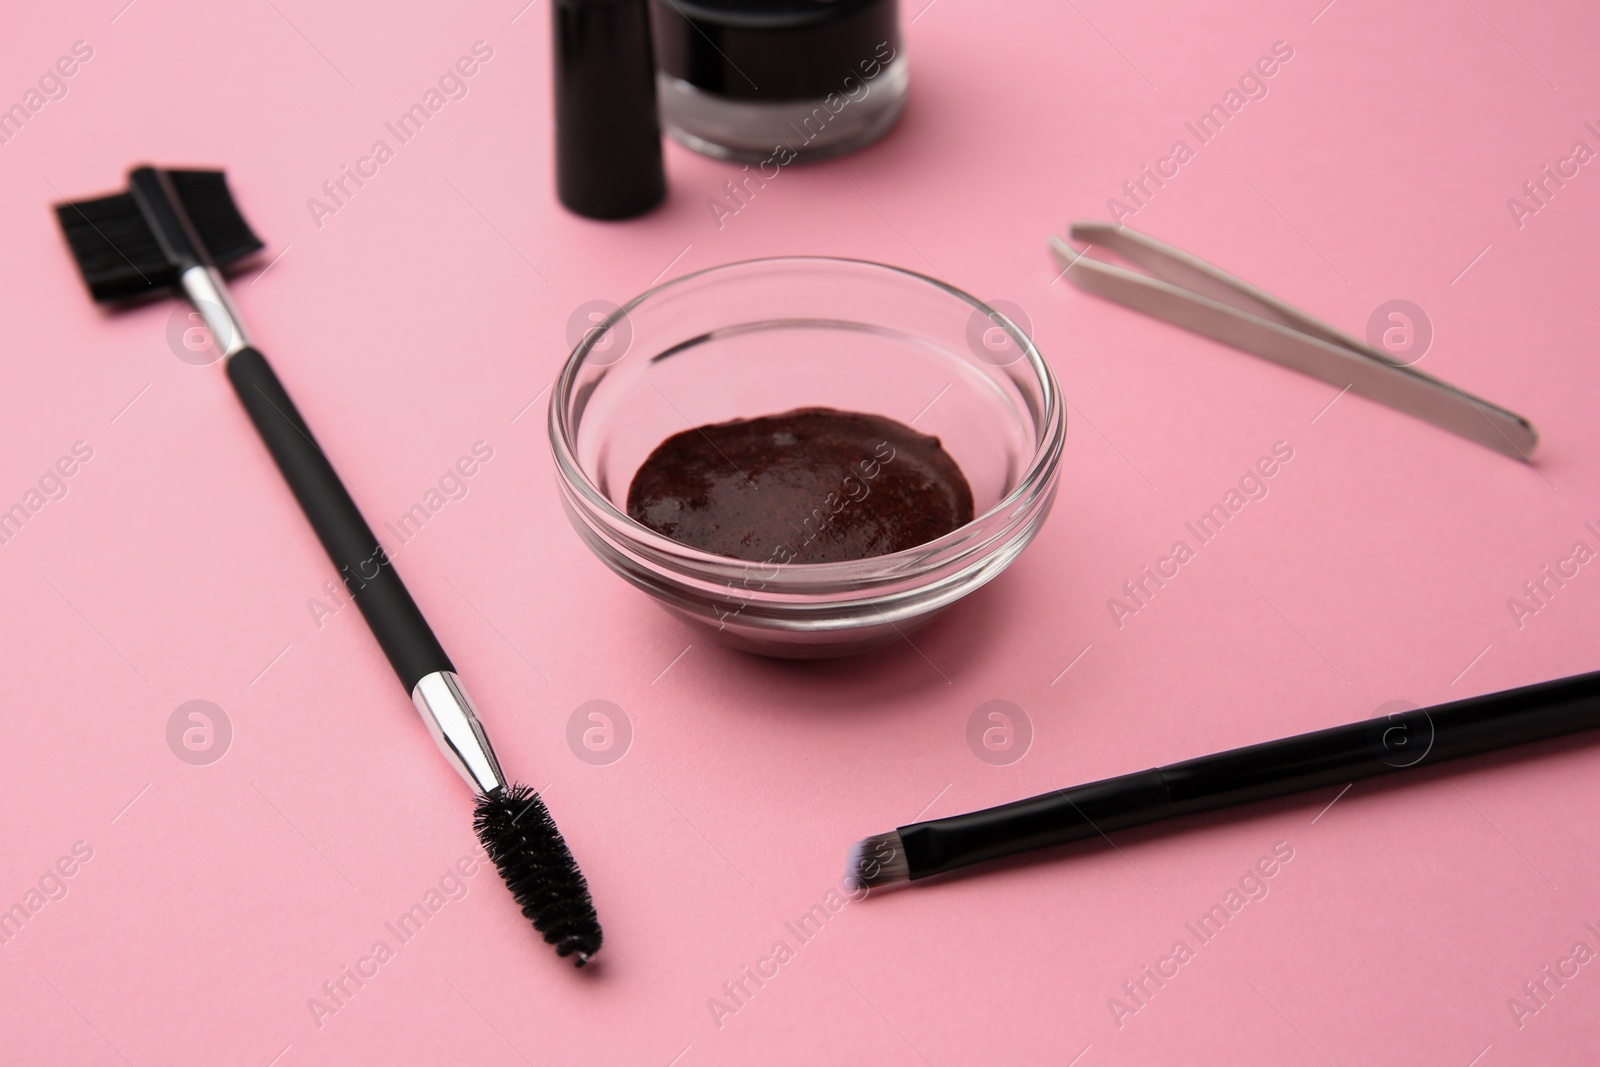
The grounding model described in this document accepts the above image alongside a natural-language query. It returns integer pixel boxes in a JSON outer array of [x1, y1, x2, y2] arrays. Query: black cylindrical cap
[[651, 0, 901, 102], [553, 0, 667, 220]]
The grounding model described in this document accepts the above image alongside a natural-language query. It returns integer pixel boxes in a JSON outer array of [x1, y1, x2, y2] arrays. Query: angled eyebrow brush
[[55, 165, 602, 966], [849, 670, 1600, 889]]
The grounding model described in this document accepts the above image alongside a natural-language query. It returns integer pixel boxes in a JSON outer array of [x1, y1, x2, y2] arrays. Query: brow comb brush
[[55, 165, 603, 966], [1051, 221, 1539, 462]]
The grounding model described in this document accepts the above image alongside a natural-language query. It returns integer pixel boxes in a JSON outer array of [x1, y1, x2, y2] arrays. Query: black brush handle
[[900, 670, 1600, 879], [226, 346, 452, 691]]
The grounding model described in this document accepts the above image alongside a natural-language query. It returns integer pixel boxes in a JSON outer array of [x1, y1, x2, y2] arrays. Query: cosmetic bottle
[[649, 0, 907, 165], [553, 0, 667, 219]]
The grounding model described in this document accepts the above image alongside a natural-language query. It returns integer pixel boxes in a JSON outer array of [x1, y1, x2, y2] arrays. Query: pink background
[[4, 0, 1599, 1063]]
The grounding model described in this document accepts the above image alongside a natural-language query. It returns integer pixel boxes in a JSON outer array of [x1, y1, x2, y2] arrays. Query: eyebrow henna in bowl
[[627, 406, 973, 565]]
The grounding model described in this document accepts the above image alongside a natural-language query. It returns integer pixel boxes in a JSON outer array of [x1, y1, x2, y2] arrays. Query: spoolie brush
[[54, 165, 602, 966], [475, 784, 601, 963]]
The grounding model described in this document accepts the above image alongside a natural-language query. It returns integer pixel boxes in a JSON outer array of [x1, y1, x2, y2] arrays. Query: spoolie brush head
[[474, 783, 602, 966], [845, 829, 909, 891]]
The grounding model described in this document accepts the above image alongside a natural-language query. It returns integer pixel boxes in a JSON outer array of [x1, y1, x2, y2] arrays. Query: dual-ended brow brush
[[55, 166, 602, 966], [848, 669, 1600, 889]]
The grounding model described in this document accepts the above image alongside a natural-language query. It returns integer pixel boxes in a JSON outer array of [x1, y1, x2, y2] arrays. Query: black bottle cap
[[553, 0, 667, 220], [650, 0, 901, 102]]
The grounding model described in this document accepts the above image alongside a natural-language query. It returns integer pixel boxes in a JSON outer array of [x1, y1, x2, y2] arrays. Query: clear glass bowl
[[548, 257, 1065, 658]]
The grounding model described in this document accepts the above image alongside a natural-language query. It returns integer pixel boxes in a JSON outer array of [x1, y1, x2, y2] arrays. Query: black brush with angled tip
[[55, 165, 602, 967], [846, 670, 1600, 892]]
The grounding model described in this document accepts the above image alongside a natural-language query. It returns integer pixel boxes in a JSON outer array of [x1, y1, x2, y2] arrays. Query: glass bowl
[[548, 257, 1065, 658]]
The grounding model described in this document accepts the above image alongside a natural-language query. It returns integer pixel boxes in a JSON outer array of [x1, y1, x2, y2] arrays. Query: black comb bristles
[[54, 168, 264, 305], [54, 192, 178, 304], [167, 170, 264, 267], [474, 783, 603, 966]]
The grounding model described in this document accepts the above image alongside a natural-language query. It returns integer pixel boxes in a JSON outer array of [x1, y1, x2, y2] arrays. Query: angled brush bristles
[[474, 783, 603, 966], [846, 830, 909, 890]]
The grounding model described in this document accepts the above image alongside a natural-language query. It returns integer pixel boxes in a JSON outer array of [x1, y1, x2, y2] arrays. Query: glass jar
[[649, 0, 909, 164]]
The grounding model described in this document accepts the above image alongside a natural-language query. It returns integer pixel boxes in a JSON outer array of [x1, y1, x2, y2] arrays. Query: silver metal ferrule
[[410, 671, 508, 795], [179, 264, 252, 358]]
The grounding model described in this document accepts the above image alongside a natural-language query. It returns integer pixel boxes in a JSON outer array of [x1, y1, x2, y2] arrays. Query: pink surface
[[3, 0, 1599, 1063]]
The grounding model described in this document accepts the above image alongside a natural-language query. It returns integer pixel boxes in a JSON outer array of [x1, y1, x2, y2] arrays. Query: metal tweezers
[[1050, 221, 1538, 462]]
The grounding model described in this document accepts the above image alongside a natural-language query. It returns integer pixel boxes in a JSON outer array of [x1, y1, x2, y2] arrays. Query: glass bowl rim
[[548, 254, 1065, 575]]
